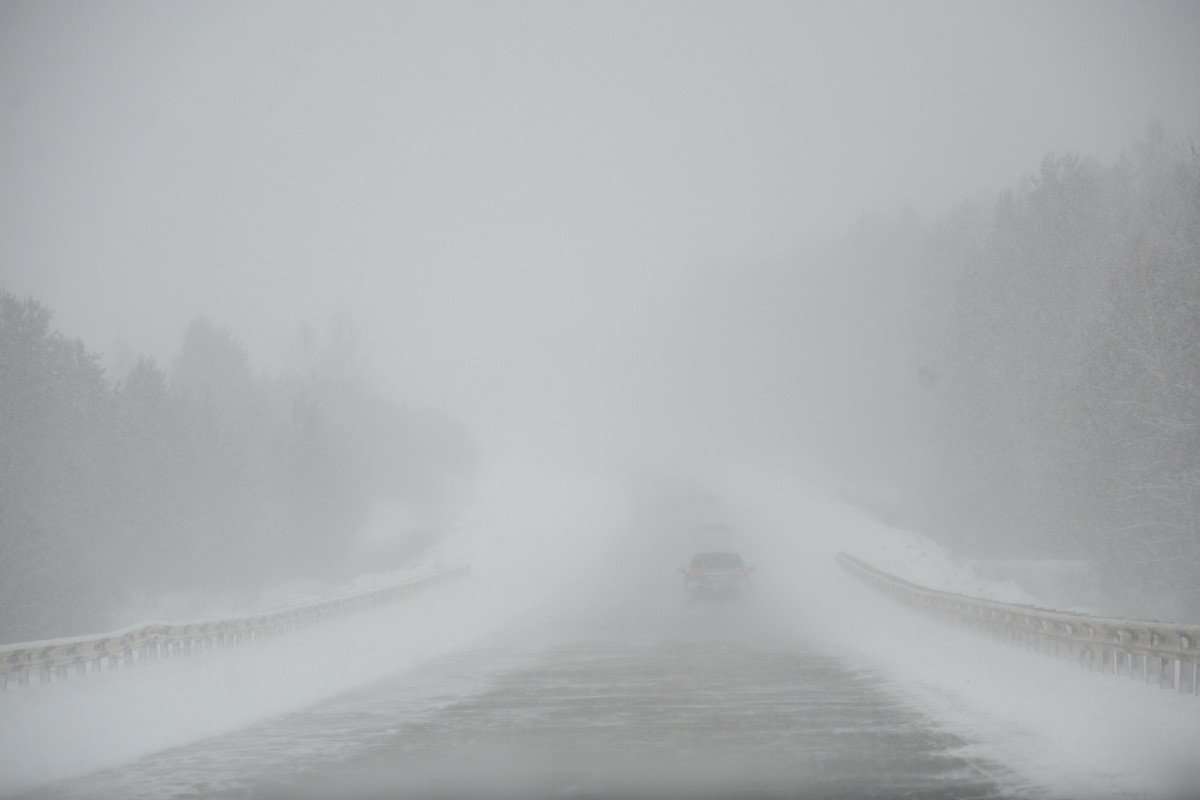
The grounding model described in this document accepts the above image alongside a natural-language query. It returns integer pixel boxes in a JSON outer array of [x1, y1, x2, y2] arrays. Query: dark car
[[679, 551, 754, 601]]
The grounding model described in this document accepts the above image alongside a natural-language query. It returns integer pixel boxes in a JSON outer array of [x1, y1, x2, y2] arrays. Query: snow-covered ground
[[0, 458, 626, 798], [838, 524, 1042, 605], [719, 466, 1200, 800], [3, 460, 1197, 799]]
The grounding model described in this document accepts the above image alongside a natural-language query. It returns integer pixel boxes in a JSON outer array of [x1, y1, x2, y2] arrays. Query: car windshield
[[690, 552, 744, 569]]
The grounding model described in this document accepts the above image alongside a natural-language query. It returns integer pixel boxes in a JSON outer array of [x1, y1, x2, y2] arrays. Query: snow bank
[[840, 526, 1041, 605], [716, 465, 1200, 800], [0, 456, 627, 798]]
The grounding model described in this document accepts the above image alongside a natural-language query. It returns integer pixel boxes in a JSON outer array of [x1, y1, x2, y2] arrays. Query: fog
[[5, 2, 1197, 426], [2, 2, 1200, 798]]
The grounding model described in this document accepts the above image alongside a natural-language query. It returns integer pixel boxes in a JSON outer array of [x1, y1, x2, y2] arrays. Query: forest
[[622, 124, 1200, 621], [905, 126, 1200, 620], [0, 309, 475, 641], [2, 128, 1197, 641]]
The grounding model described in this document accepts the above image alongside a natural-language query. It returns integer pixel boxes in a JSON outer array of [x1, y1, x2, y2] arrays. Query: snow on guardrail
[[837, 552, 1200, 695], [0, 564, 470, 689]]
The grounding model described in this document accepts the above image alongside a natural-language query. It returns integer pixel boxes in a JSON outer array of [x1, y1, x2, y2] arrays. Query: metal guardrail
[[0, 564, 470, 689], [837, 552, 1199, 695]]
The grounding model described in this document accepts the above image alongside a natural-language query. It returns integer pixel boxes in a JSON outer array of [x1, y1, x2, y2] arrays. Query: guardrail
[[837, 552, 1199, 695], [0, 564, 470, 690]]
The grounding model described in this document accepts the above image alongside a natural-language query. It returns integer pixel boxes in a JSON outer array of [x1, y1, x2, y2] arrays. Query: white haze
[[3, 3, 1200, 799], [4, 1, 1199, 455]]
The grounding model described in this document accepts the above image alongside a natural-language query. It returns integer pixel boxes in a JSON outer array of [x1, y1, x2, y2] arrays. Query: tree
[[0, 294, 112, 639]]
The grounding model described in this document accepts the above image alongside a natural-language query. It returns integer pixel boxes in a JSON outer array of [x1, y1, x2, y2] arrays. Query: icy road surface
[[25, 603, 1022, 800]]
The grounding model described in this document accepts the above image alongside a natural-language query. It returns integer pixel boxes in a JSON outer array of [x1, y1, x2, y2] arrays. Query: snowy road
[[24, 602, 1022, 799], [6, 472, 1198, 800]]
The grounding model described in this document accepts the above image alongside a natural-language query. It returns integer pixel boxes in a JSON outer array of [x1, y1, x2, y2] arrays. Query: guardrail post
[[1160, 656, 1175, 689], [1179, 659, 1196, 694]]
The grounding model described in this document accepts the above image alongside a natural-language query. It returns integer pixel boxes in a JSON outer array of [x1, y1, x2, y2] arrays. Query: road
[[25, 600, 1023, 799]]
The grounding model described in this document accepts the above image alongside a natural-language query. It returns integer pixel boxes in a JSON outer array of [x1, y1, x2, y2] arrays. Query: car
[[679, 551, 754, 601]]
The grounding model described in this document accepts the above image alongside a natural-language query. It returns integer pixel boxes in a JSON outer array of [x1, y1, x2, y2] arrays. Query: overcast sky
[[3, 1, 1199, 446]]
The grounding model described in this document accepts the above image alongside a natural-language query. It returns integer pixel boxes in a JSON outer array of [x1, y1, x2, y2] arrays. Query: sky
[[2, 0, 1199, 451]]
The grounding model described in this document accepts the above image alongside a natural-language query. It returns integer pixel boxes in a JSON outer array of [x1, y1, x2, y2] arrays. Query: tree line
[[0, 305, 475, 642], [901, 126, 1200, 619]]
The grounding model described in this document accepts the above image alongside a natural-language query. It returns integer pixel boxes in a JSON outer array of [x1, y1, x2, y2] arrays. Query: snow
[[0, 582, 483, 797], [107, 545, 463, 633], [1, 554, 464, 659], [839, 525, 1042, 606], [0, 457, 626, 798], [718, 465, 1200, 800], [4, 460, 1197, 799]]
